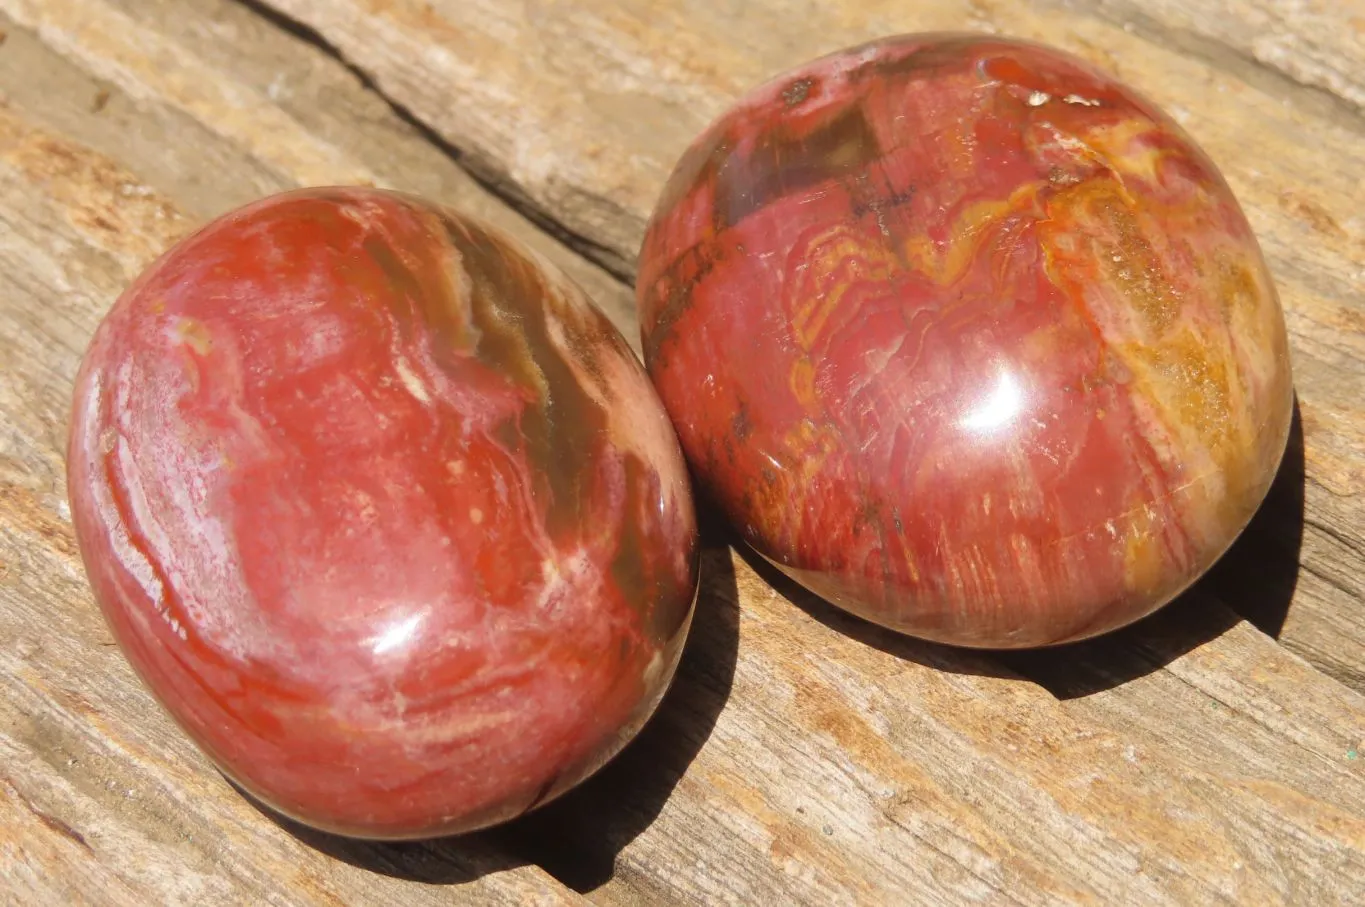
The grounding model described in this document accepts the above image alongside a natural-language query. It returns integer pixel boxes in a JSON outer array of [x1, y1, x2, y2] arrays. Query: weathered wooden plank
[[1, 0, 1363, 904]]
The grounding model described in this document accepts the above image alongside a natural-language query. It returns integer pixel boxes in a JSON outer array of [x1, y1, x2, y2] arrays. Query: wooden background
[[2, 0, 1363, 903]]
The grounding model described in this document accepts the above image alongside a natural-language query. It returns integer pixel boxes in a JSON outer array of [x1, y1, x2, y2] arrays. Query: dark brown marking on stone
[[361, 232, 477, 359], [611, 454, 691, 645], [783, 77, 815, 107], [642, 242, 719, 369], [849, 172, 916, 243], [447, 221, 603, 537], [850, 185, 916, 223], [347, 193, 678, 632], [649, 131, 735, 240], [536, 272, 625, 402], [732, 400, 754, 442], [441, 214, 681, 632], [609, 454, 651, 632], [714, 103, 884, 229]]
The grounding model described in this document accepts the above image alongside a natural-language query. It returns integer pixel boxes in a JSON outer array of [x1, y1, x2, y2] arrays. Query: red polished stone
[[68, 188, 698, 838], [638, 35, 1292, 648]]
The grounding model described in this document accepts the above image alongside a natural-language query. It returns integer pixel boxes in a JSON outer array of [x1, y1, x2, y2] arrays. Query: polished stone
[[637, 35, 1292, 648], [69, 188, 698, 838]]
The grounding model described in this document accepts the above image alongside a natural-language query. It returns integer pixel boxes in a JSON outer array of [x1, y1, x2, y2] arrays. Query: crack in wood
[[1298, 559, 1362, 604], [2, 773, 95, 856], [1311, 659, 1365, 693], [230, 0, 636, 286], [1304, 514, 1365, 564]]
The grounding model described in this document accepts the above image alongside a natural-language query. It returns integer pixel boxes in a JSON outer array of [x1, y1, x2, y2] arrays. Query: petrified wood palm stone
[[68, 188, 698, 838], [637, 35, 1292, 648]]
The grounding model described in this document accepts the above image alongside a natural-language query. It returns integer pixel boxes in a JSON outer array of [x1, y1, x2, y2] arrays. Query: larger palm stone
[[637, 35, 1292, 648]]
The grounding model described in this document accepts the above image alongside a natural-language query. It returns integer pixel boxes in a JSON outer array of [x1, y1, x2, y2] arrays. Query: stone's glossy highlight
[[638, 35, 1292, 648], [68, 188, 699, 838]]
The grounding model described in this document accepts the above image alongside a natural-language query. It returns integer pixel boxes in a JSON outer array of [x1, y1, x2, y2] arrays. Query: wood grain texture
[[0, 0, 1362, 904]]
